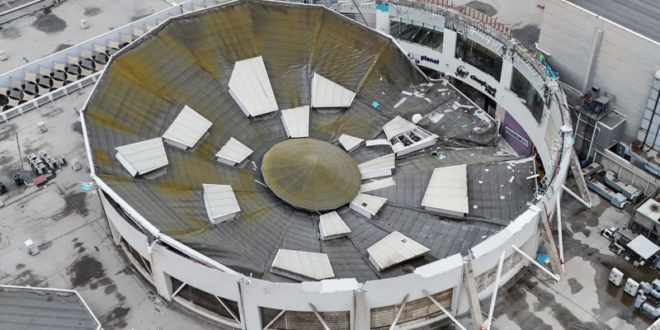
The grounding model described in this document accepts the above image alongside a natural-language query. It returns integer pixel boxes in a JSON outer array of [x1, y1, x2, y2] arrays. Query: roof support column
[[355, 289, 368, 330], [485, 252, 505, 330], [538, 203, 563, 275], [462, 259, 484, 330], [389, 294, 409, 330], [569, 149, 593, 207], [309, 303, 331, 330], [423, 290, 466, 330], [512, 245, 560, 281], [262, 309, 286, 330]]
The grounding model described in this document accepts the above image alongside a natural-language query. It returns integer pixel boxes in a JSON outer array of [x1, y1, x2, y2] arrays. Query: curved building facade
[[77, 1, 576, 329]]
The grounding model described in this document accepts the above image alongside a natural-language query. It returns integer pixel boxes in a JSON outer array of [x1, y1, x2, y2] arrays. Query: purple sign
[[503, 112, 532, 156]]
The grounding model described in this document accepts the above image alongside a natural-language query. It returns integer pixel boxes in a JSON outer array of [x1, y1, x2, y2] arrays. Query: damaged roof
[[83, 0, 532, 282]]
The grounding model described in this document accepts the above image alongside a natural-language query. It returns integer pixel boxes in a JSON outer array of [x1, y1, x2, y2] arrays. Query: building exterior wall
[[82, 1, 576, 329], [538, 0, 660, 144]]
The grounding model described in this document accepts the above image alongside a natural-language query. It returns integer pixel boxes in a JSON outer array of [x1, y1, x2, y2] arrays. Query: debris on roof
[[350, 193, 387, 219], [358, 153, 395, 180], [383, 116, 438, 156], [162, 105, 212, 150], [215, 137, 253, 166], [228, 56, 278, 117], [271, 249, 335, 281], [281, 106, 310, 138], [115, 138, 168, 177], [203, 184, 240, 225], [422, 165, 469, 217], [311, 73, 356, 109], [338, 134, 363, 152], [367, 231, 430, 271], [319, 211, 351, 240]]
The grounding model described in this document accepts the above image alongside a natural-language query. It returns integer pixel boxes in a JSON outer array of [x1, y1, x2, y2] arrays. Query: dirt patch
[[104, 306, 130, 330], [53, 44, 72, 53], [0, 155, 14, 167], [11, 270, 48, 287], [464, 0, 497, 16], [32, 14, 67, 34], [67, 255, 105, 288], [84, 7, 101, 17], [15, 264, 25, 270], [0, 26, 21, 39], [568, 278, 583, 294], [130, 8, 153, 22], [105, 284, 117, 295], [40, 107, 64, 118], [74, 242, 83, 248], [52, 191, 90, 221], [71, 121, 83, 135], [0, 124, 17, 141]]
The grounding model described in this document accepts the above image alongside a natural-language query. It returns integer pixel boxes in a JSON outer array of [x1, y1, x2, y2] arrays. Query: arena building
[[0, 0, 581, 329]]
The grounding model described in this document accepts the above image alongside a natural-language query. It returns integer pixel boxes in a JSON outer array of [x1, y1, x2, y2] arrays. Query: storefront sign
[[505, 126, 529, 148], [455, 65, 469, 78], [470, 75, 497, 97], [421, 55, 439, 65]]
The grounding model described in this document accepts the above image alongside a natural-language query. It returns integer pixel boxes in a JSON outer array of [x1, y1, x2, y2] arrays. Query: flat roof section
[[422, 165, 470, 216], [311, 73, 356, 108], [115, 138, 168, 177], [367, 231, 430, 271], [228, 56, 279, 117], [0, 286, 99, 330], [271, 249, 335, 281], [338, 134, 363, 152], [566, 0, 660, 43], [203, 184, 241, 225], [281, 106, 310, 138], [162, 105, 212, 149]]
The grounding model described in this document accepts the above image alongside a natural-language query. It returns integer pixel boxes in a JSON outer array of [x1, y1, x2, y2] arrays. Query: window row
[[390, 19, 444, 51]]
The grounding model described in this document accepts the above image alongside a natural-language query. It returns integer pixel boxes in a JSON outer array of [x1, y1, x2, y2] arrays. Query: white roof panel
[[360, 177, 396, 193], [383, 116, 418, 139], [628, 235, 660, 260], [215, 138, 253, 164], [272, 249, 334, 280], [281, 106, 310, 138], [115, 138, 168, 176], [228, 56, 278, 117], [162, 105, 212, 148], [203, 184, 240, 221], [351, 193, 387, 216], [338, 134, 363, 151], [311, 73, 356, 108], [319, 211, 351, 238], [358, 154, 395, 173], [421, 165, 469, 214], [367, 231, 430, 270]]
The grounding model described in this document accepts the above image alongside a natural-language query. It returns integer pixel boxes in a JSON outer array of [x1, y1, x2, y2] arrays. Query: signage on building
[[470, 75, 497, 97], [505, 126, 529, 148], [421, 55, 439, 65], [455, 65, 469, 78]]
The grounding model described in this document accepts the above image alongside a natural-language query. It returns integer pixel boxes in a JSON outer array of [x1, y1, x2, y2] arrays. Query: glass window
[[389, 20, 444, 51], [455, 34, 503, 81], [511, 67, 544, 123]]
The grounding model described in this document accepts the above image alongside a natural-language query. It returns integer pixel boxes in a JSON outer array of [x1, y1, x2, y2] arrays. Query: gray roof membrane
[[84, 0, 534, 282], [567, 0, 660, 43], [0, 287, 98, 330]]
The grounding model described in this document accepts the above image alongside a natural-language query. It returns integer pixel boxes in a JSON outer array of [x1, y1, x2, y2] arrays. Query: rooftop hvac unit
[[71, 158, 82, 171], [24, 239, 39, 256], [625, 278, 640, 296], [57, 155, 66, 166], [609, 267, 624, 287], [0, 50, 7, 61], [13, 173, 23, 186], [0, 182, 6, 194], [37, 121, 47, 133]]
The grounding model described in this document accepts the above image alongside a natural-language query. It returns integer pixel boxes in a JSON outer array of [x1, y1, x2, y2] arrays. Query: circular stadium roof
[[262, 139, 361, 211], [83, 0, 534, 281]]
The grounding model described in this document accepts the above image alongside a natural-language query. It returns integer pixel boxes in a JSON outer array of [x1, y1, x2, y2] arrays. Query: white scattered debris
[[394, 97, 407, 109], [402, 91, 413, 96], [437, 88, 448, 92], [509, 176, 514, 183], [478, 180, 483, 184], [473, 205, 478, 209], [459, 104, 475, 109], [444, 109, 454, 113], [485, 168, 489, 172], [507, 166, 512, 170], [423, 82, 434, 87], [430, 113, 445, 123], [424, 98, 432, 104], [380, 77, 383, 81], [500, 195, 505, 200]]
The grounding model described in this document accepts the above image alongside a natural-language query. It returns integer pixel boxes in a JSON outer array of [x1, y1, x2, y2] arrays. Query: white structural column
[[512, 245, 560, 281], [423, 290, 466, 330], [580, 28, 604, 92], [485, 252, 505, 330], [562, 184, 591, 209], [538, 203, 563, 275], [557, 195, 565, 272], [462, 260, 483, 330], [389, 294, 409, 330], [355, 289, 368, 330], [569, 149, 593, 207]]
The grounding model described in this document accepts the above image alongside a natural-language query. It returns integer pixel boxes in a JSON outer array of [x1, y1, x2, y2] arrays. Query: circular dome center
[[262, 138, 361, 211]]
